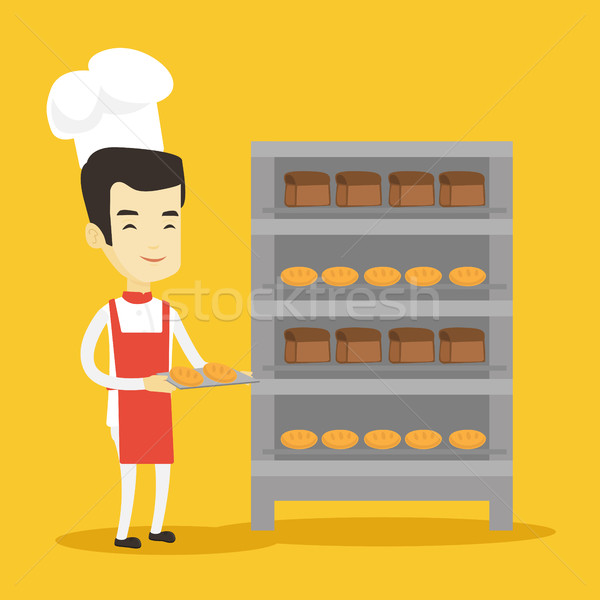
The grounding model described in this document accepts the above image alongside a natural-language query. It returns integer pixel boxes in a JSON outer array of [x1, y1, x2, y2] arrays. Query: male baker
[[80, 147, 199, 548], [47, 49, 220, 548]]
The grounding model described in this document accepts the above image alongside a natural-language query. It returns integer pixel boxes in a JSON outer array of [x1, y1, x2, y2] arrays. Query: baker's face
[[95, 182, 182, 284]]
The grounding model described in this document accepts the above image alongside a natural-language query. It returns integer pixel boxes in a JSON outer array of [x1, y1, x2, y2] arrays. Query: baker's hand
[[144, 375, 176, 393], [239, 370, 253, 387]]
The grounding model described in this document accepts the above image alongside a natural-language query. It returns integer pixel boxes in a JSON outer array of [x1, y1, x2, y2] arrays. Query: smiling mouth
[[141, 256, 166, 263]]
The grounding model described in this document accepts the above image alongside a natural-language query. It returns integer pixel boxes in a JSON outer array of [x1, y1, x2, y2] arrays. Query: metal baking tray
[[157, 369, 259, 390]]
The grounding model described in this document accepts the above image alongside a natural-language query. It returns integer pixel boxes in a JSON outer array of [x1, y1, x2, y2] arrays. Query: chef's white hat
[[47, 48, 173, 167]]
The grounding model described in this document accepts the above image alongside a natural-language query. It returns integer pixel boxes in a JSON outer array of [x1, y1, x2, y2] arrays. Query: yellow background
[[2, 0, 598, 597]]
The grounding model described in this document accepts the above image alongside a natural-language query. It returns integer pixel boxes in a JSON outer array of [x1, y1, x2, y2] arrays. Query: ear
[[85, 223, 107, 249]]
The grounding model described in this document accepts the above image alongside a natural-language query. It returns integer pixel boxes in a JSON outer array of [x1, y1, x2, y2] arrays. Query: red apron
[[109, 298, 174, 464]]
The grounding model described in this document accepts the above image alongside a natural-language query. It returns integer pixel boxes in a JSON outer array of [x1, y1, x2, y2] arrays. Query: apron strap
[[161, 301, 170, 336], [106, 299, 120, 391], [108, 298, 121, 337]]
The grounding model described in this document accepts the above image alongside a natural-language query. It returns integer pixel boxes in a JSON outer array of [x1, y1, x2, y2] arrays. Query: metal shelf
[[252, 299, 513, 318], [262, 206, 508, 219], [252, 218, 512, 236], [252, 378, 513, 396], [268, 363, 503, 370], [265, 448, 507, 458], [266, 363, 506, 373], [251, 141, 513, 530], [251, 459, 512, 477], [263, 282, 507, 291], [252, 141, 513, 158]]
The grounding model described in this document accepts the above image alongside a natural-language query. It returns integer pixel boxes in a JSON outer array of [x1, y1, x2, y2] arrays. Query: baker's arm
[[171, 308, 207, 368], [80, 307, 146, 391], [171, 308, 252, 377], [170, 309, 252, 377]]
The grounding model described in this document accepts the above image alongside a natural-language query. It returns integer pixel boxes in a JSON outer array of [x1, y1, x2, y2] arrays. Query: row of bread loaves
[[285, 171, 485, 207], [281, 265, 487, 287], [281, 428, 487, 450], [284, 327, 485, 364]]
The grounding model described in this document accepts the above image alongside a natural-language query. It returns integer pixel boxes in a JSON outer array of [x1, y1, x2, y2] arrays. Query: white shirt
[[81, 296, 206, 426]]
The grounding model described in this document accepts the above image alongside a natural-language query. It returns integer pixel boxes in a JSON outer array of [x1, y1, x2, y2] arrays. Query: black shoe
[[149, 531, 176, 543], [114, 537, 141, 548]]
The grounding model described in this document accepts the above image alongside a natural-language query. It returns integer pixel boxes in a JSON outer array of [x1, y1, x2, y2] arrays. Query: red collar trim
[[122, 291, 153, 304]]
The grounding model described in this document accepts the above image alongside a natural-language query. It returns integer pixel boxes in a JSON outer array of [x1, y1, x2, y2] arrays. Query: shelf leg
[[251, 487, 274, 530], [489, 485, 513, 531]]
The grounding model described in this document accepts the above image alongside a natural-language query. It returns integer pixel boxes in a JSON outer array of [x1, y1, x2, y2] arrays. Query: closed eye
[[164, 224, 176, 229], [123, 224, 137, 230]]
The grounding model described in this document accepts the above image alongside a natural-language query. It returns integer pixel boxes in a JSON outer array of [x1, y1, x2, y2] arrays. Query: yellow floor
[[2, 0, 598, 596]]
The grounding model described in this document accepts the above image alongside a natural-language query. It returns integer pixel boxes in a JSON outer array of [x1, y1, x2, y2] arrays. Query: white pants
[[110, 427, 171, 539]]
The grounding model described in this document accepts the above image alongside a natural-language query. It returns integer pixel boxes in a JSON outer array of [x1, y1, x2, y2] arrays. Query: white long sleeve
[[81, 308, 146, 391]]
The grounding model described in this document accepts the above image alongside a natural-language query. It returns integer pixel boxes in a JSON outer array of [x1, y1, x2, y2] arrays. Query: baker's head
[[47, 49, 184, 283], [81, 147, 185, 284]]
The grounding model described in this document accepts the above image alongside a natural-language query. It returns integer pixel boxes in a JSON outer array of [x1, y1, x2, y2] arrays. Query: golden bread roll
[[405, 267, 442, 287], [364, 266, 401, 287], [280, 266, 318, 287], [281, 429, 318, 450], [203, 362, 237, 383], [405, 429, 442, 449], [321, 267, 359, 287], [321, 429, 359, 449], [364, 429, 401, 449], [449, 267, 486, 287], [169, 366, 203, 387], [449, 429, 486, 449]]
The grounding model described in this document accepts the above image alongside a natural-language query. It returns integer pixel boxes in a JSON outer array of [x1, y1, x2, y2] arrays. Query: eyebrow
[[162, 210, 180, 217], [116, 210, 139, 216]]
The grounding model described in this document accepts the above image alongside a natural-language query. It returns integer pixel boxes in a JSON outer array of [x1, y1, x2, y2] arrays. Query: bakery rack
[[251, 142, 512, 530]]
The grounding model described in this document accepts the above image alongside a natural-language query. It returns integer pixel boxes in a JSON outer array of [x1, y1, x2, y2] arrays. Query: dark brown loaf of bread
[[335, 172, 382, 207], [335, 328, 382, 363], [439, 328, 485, 363], [388, 328, 435, 363], [284, 172, 331, 207], [284, 328, 331, 363], [389, 172, 435, 207], [439, 171, 485, 207]]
